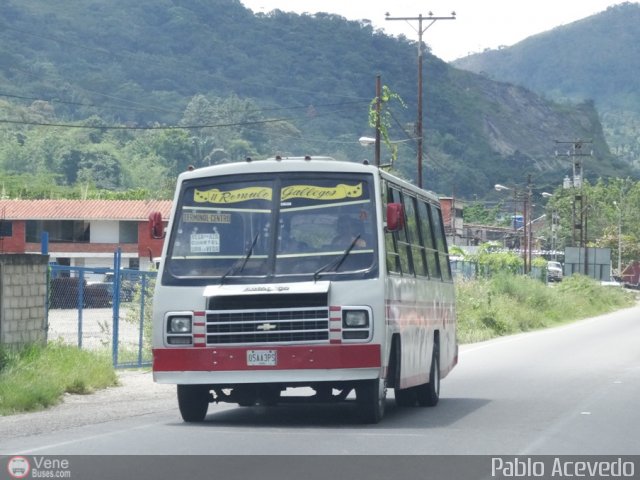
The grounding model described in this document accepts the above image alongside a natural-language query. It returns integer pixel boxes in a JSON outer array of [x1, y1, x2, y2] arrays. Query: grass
[[0, 342, 117, 415], [456, 273, 637, 344]]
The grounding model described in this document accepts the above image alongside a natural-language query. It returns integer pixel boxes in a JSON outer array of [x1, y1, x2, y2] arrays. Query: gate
[[47, 262, 156, 368]]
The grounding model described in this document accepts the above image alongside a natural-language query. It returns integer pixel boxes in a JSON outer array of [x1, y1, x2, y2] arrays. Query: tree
[[76, 150, 123, 190]]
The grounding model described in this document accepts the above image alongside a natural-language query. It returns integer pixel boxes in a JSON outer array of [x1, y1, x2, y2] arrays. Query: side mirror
[[148, 211, 165, 239], [386, 203, 405, 232]]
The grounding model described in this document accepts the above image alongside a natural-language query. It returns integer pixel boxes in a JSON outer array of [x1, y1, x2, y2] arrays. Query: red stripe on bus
[[153, 344, 380, 372]]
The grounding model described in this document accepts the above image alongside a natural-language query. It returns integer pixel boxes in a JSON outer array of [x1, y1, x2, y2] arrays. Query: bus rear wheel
[[416, 346, 440, 407], [395, 387, 417, 407], [177, 385, 210, 422], [356, 378, 386, 424]]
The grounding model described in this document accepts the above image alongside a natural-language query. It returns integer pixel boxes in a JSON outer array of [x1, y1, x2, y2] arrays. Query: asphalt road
[[2, 303, 639, 456]]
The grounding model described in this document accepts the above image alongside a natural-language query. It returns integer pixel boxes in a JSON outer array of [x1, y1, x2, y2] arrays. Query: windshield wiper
[[220, 233, 260, 283], [313, 234, 361, 282]]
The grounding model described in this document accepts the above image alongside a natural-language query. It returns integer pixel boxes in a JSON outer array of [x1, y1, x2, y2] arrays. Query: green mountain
[[0, 0, 632, 199], [452, 2, 640, 169]]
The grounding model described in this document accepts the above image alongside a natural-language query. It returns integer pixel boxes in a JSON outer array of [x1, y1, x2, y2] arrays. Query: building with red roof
[[0, 199, 171, 270]]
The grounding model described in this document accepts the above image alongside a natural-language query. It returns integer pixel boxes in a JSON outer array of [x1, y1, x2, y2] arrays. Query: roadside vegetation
[[456, 273, 636, 343], [0, 342, 117, 415]]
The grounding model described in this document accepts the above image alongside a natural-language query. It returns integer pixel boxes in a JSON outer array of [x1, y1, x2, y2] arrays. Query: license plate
[[247, 350, 277, 366]]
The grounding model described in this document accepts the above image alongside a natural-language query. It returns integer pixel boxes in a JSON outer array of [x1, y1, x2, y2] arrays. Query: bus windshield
[[163, 172, 378, 284]]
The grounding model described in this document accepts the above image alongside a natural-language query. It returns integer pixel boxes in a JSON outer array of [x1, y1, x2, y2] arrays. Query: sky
[[240, 0, 630, 61]]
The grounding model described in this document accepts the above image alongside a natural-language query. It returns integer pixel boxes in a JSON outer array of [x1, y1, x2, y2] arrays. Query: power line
[[0, 91, 183, 115], [0, 102, 369, 131], [0, 117, 293, 130]]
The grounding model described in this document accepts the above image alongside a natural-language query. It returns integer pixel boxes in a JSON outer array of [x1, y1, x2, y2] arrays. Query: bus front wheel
[[177, 385, 210, 422], [356, 378, 386, 424]]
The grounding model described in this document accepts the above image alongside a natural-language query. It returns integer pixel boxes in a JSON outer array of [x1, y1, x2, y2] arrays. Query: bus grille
[[206, 307, 330, 345]]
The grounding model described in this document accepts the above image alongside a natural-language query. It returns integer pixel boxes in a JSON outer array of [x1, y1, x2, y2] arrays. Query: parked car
[[49, 276, 112, 309], [547, 261, 563, 282], [84, 281, 112, 308], [103, 272, 136, 302]]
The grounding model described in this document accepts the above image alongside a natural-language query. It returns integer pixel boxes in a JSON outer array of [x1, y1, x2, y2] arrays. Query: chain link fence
[[451, 259, 547, 282], [47, 265, 156, 368]]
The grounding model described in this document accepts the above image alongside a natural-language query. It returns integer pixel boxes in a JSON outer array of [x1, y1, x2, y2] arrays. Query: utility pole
[[495, 183, 528, 273], [556, 139, 592, 275], [527, 175, 533, 274], [523, 187, 529, 274], [375, 75, 381, 167], [385, 12, 455, 188]]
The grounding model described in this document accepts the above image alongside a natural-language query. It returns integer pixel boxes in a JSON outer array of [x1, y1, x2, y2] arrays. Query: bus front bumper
[[153, 344, 381, 385]]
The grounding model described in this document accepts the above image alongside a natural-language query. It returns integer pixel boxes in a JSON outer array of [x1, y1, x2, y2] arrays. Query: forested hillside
[[453, 2, 640, 169], [0, 0, 632, 199]]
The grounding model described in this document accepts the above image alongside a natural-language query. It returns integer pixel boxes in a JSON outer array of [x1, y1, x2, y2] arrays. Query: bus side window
[[392, 190, 413, 276], [384, 186, 403, 275], [430, 204, 453, 282], [403, 194, 426, 277], [418, 200, 441, 280]]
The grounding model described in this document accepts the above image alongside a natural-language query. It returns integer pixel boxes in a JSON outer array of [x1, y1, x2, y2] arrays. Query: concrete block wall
[[0, 254, 49, 347]]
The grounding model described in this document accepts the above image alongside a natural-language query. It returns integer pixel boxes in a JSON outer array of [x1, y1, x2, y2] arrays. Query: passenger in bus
[[278, 229, 310, 253], [331, 215, 366, 248]]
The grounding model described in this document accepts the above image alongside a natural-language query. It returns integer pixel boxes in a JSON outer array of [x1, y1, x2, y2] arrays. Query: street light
[[359, 136, 416, 146], [359, 136, 416, 166]]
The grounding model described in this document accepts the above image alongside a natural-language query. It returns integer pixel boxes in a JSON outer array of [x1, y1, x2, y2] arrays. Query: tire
[[257, 385, 280, 406], [234, 385, 258, 407], [177, 385, 210, 422], [390, 336, 417, 407], [394, 387, 417, 407], [416, 345, 440, 407], [356, 378, 386, 424]]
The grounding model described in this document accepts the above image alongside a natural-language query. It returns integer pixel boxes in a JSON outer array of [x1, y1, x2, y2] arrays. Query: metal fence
[[47, 263, 156, 368], [450, 259, 547, 282]]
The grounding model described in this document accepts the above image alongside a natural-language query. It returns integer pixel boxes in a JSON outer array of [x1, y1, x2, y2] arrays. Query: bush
[[456, 273, 635, 343], [0, 343, 117, 415]]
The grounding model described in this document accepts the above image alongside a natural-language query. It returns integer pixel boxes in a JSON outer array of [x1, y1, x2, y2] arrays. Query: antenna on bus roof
[[304, 155, 311, 161]]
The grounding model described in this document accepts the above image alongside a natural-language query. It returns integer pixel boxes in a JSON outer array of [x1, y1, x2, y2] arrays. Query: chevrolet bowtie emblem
[[257, 323, 277, 331]]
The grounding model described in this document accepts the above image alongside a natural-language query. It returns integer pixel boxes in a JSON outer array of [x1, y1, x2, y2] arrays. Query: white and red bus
[[151, 156, 457, 423]]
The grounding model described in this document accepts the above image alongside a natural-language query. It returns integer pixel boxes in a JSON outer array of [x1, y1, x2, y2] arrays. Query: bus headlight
[[168, 316, 192, 333], [343, 310, 369, 328]]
